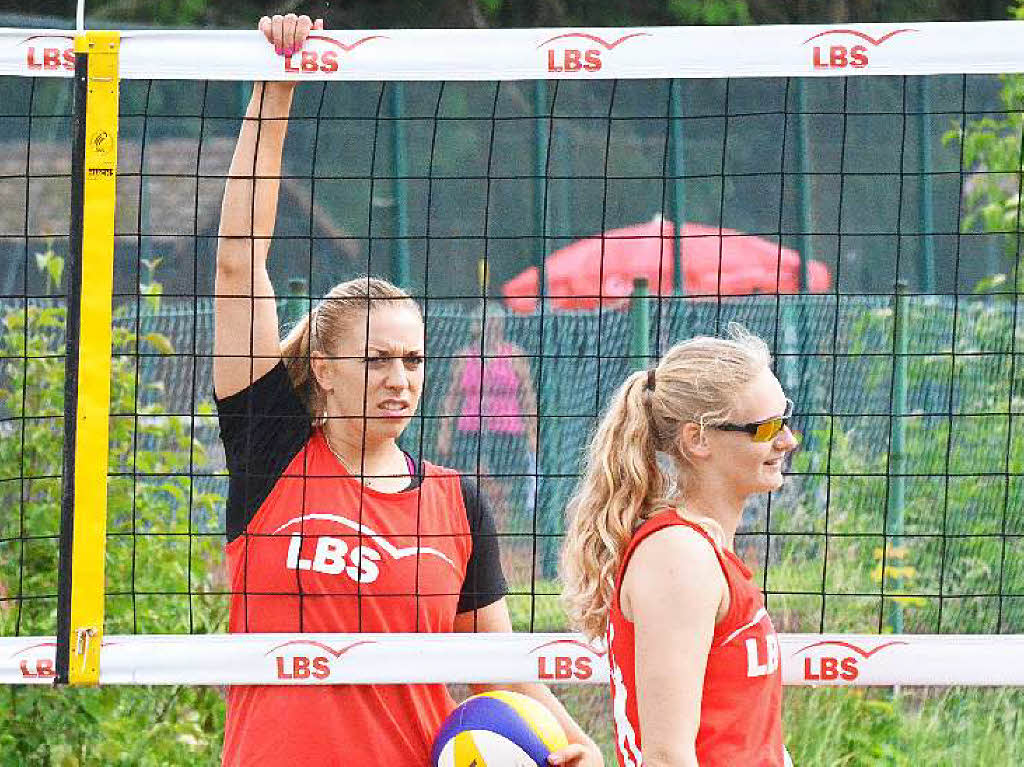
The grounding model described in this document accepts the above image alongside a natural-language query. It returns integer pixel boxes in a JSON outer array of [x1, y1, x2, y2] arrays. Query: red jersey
[[607, 512, 785, 767], [216, 365, 506, 767], [223, 430, 471, 766]]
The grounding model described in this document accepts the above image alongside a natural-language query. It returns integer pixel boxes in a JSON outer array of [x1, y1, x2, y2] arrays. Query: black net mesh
[[0, 67, 1021, 764]]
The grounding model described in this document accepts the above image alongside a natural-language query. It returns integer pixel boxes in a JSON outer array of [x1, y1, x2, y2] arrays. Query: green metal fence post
[[794, 79, 813, 294], [532, 80, 555, 592], [917, 77, 936, 294], [887, 281, 908, 635], [533, 80, 549, 283], [630, 278, 651, 370], [669, 79, 686, 295], [390, 83, 411, 290]]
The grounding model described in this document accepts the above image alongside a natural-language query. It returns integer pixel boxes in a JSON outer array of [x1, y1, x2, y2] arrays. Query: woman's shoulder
[[621, 512, 726, 590], [630, 516, 721, 570], [619, 519, 726, 624], [418, 459, 466, 483]]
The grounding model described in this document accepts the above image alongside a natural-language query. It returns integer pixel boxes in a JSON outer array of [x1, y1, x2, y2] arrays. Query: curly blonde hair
[[561, 324, 771, 639]]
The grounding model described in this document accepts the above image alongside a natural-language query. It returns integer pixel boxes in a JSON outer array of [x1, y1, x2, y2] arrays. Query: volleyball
[[432, 691, 569, 767]]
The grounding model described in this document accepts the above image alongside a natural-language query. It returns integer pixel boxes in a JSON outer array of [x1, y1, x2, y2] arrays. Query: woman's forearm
[[218, 82, 295, 270]]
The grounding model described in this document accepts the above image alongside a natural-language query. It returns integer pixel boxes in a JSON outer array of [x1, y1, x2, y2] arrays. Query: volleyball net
[[0, 23, 1022, 689]]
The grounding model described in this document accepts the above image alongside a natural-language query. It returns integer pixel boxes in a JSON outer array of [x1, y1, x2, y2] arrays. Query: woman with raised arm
[[562, 327, 798, 767], [214, 14, 601, 767]]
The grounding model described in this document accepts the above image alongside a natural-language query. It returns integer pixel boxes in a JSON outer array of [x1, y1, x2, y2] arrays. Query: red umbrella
[[501, 217, 831, 313]]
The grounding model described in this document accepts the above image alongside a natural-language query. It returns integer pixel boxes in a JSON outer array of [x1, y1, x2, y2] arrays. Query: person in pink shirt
[[437, 304, 553, 576]]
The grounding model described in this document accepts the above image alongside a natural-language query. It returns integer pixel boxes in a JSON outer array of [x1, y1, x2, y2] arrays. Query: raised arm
[[213, 14, 320, 399]]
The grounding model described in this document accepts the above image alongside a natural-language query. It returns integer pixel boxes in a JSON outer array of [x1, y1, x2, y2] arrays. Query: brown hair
[[279, 276, 421, 422], [561, 324, 771, 639]]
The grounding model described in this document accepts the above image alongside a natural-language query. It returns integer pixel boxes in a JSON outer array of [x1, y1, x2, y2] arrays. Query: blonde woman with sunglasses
[[562, 326, 798, 767]]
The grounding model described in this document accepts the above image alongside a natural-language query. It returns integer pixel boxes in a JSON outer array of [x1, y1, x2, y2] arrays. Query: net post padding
[[53, 30, 120, 688], [4, 634, 1024, 686]]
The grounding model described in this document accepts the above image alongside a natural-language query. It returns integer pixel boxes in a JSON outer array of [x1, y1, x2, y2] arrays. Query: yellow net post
[[54, 30, 120, 687]]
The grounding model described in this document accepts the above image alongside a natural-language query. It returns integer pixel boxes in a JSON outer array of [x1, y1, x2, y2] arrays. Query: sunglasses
[[715, 399, 794, 442]]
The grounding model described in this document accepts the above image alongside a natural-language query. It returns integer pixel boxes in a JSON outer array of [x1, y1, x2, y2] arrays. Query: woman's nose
[[383, 358, 408, 388], [777, 425, 799, 450]]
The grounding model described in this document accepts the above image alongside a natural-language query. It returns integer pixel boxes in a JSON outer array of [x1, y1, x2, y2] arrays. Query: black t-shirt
[[215, 362, 506, 613]]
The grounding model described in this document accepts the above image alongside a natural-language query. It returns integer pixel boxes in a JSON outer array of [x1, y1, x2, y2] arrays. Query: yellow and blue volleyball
[[432, 691, 569, 767]]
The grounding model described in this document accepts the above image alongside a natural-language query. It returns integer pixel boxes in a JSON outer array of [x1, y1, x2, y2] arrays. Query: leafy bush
[[777, 294, 1023, 635], [0, 249, 226, 763]]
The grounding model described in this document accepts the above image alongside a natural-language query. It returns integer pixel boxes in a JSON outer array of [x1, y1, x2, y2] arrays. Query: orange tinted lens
[[753, 418, 783, 442]]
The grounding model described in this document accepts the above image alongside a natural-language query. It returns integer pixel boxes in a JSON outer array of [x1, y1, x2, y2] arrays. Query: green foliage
[[780, 296, 1024, 634], [784, 687, 1024, 766], [0, 685, 224, 767], [667, 0, 751, 25], [786, 688, 907, 765], [507, 579, 566, 632], [0, 248, 226, 762], [943, 0, 1024, 293]]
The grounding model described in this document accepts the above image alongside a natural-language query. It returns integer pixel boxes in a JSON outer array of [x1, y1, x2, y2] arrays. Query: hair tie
[[645, 367, 656, 392]]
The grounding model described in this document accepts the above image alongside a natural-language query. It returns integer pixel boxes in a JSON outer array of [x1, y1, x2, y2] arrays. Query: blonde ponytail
[[562, 370, 669, 639]]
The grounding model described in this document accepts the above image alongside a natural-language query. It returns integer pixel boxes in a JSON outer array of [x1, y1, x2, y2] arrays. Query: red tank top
[[222, 429, 472, 766], [607, 511, 785, 767]]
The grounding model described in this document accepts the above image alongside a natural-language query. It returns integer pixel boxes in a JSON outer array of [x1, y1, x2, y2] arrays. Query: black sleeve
[[215, 362, 312, 542], [456, 476, 508, 614]]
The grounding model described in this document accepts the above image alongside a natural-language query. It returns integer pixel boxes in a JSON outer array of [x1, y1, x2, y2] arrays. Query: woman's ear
[[677, 421, 710, 462], [309, 351, 333, 394]]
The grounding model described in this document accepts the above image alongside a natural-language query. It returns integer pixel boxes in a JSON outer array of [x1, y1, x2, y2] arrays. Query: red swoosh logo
[[802, 28, 916, 46], [305, 34, 389, 52], [537, 32, 650, 51], [9, 642, 57, 658], [18, 35, 75, 46], [530, 639, 606, 658], [264, 639, 375, 659], [794, 640, 908, 659]]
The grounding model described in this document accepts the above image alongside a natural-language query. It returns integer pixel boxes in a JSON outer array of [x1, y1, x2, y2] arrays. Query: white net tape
[[3, 634, 1023, 686], [1, 22, 1023, 81]]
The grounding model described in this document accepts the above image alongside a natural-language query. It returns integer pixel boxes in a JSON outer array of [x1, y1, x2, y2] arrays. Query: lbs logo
[[285, 533, 383, 583], [795, 639, 908, 682], [538, 32, 650, 74], [531, 639, 603, 681], [20, 658, 55, 678], [9, 641, 57, 679], [802, 28, 916, 70], [267, 639, 374, 681], [282, 34, 388, 74], [274, 513, 457, 585], [21, 35, 75, 72]]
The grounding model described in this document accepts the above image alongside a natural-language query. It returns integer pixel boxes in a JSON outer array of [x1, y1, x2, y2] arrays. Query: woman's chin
[[756, 467, 786, 492], [371, 418, 411, 442]]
